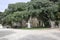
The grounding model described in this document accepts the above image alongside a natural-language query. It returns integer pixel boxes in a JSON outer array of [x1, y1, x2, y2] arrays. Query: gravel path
[[0, 29, 60, 40]]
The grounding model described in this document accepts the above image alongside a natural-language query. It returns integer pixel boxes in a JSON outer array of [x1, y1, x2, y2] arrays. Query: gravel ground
[[0, 29, 60, 40]]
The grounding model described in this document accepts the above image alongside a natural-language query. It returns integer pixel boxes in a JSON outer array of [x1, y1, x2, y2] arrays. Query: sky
[[0, 0, 30, 12]]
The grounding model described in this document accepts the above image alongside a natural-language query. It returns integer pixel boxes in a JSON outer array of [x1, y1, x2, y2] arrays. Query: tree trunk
[[39, 20, 44, 27]]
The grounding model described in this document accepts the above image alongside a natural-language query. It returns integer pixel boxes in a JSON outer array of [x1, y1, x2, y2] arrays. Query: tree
[[27, 0, 58, 28], [1, 0, 59, 28]]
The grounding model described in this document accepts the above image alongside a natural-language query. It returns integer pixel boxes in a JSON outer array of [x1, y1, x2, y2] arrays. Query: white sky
[[0, 0, 30, 12]]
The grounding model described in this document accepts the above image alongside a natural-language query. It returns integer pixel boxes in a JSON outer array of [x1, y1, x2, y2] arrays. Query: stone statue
[[26, 21, 31, 28], [0, 24, 3, 28]]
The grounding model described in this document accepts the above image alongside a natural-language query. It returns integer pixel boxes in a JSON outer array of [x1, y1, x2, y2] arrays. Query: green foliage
[[1, 0, 60, 28], [8, 2, 27, 12]]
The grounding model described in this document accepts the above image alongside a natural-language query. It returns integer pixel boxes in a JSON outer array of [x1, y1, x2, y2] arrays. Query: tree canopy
[[0, 0, 60, 28]]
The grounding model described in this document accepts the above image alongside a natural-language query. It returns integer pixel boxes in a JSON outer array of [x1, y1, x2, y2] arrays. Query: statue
[[0, 24, 3, 28], [26, 21, 31, 28]]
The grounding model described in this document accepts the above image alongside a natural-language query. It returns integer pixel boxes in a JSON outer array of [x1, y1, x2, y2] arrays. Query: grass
[[19, 27, 50, 30]]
